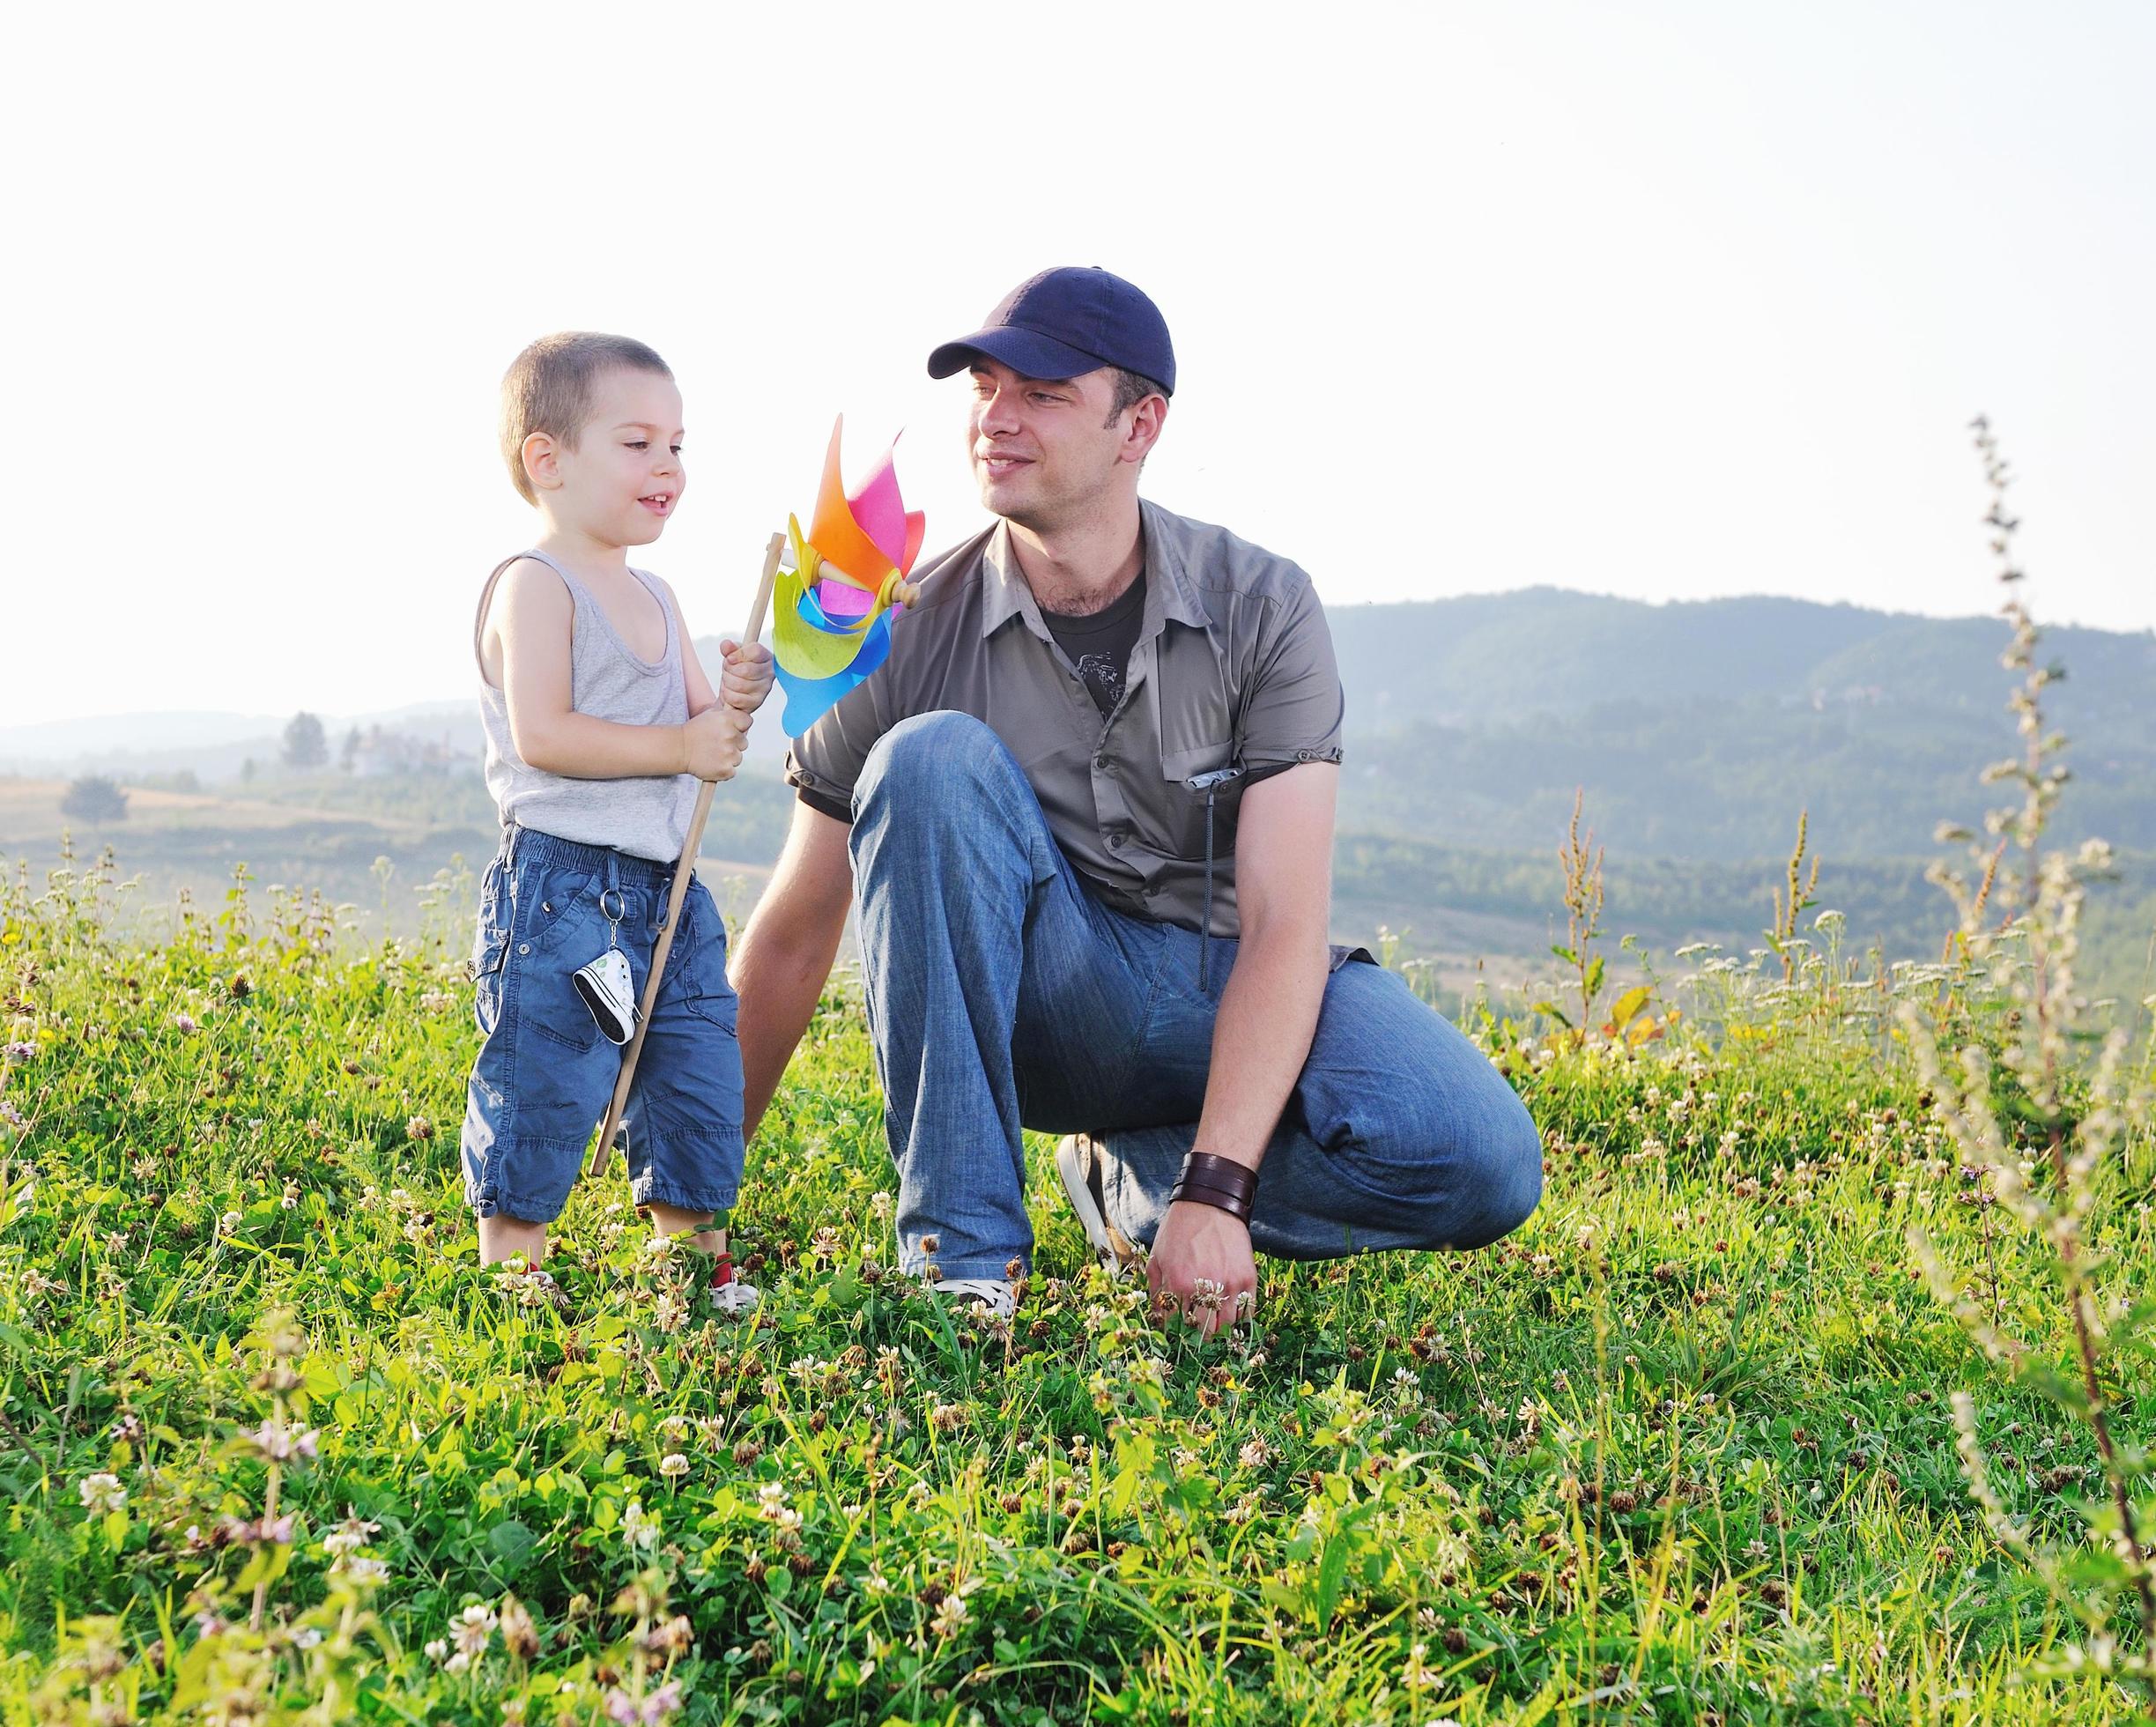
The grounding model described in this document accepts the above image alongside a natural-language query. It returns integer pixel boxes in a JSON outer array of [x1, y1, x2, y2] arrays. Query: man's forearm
[[1190, 918, 1330, 1168], [731, 901, 847, 1142]]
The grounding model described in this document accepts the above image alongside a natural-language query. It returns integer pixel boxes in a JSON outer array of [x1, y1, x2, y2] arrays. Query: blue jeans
[[849, 712, 1545, 1280], [460, 827, 745, 1225]]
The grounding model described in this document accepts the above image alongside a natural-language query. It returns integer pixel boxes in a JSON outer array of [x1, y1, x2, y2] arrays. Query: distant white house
[[350, 725, 479, 778]]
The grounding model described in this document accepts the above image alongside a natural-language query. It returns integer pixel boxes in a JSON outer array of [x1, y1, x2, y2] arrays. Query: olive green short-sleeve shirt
[[785, 500, 1345, 939]]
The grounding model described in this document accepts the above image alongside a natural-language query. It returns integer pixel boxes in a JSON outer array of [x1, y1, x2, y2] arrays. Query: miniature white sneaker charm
[[573, 946, 638, 1045]]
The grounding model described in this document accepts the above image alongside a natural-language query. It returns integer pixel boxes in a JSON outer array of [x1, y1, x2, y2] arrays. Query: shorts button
[[518, 943, 530, 955]]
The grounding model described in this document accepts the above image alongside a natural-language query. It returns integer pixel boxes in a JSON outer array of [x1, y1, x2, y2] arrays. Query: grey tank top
[[473, 548, 699, 864]]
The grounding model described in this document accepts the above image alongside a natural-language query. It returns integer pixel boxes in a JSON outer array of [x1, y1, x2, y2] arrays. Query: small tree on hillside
[[282, 710, 328, 771], [340, 726, 361, 774], [60, 775, 128, 825]]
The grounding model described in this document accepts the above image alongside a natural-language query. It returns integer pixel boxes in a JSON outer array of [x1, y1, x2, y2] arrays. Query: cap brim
[[927, 323, 1108, 383]]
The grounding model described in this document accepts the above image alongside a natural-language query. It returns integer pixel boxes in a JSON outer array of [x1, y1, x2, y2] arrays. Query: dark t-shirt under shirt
[[1041, 570, 1147, 719], [796, 571, 1148, 823]]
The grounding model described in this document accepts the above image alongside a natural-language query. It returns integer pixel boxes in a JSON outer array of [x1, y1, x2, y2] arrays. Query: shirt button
[[1093, 754, 1107, 770], [1106, 831, 1125, 850], [518, 943, 530, 955]]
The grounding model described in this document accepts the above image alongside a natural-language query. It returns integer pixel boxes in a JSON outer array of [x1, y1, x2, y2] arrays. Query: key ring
[[598, 886, 628, 945]]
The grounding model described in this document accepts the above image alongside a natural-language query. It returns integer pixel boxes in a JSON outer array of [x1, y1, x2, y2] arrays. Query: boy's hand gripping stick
[[586, 532, 784, 1183]]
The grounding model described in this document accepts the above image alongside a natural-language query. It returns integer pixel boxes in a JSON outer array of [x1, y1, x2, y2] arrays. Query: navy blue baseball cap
[[927, 266, 1176, 395]]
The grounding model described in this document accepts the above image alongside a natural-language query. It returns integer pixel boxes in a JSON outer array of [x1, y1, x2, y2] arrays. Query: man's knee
[[1441, 1092, 1544, 1249], [1363, 1072, 1544, 1252], [857, 710, 1013, 817]]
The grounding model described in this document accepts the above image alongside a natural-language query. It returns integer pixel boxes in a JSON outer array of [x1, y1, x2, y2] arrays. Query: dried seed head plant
[[1903, 417, 2156, 1711]]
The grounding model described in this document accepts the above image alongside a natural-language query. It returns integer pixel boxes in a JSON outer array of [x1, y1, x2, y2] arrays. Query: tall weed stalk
[[1903, 418, 2156, 1710]]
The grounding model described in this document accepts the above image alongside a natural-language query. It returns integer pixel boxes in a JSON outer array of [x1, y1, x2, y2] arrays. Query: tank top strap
[[471, 548, 603, 678], [626, 567, 678, 666]]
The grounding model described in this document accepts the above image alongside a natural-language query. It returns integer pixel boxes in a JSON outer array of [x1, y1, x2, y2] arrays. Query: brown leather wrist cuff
[[1169, 1152, 1258, 1223]]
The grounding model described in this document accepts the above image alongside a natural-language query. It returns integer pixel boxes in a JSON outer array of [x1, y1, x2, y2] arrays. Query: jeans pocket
[[525, 865, 600, 955]]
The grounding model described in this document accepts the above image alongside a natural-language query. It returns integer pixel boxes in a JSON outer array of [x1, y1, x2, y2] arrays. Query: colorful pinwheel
[[772, 418, 925, 735]]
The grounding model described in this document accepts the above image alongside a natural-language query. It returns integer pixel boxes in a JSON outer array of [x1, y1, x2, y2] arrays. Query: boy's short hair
[[500, 332, 673, 504]]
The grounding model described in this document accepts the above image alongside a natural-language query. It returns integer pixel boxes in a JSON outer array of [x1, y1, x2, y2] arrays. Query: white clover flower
[[445, 1649, 472, 1675], [343, 1556, 389, 1589], [621, 1499, 659, 1552], [322, 1514, 381, 1558], [454, 1603, 497, 1658], [425, 1638, 449, 1664], [930, 1593, 970, 1638], [659, 1453, 689, 1479], [78, 1473, 126, 1514]]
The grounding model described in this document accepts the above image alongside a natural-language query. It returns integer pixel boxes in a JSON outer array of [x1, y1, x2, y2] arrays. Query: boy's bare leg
[[478, 1214, 549, 1266], [646, 1202, 726, 1258]]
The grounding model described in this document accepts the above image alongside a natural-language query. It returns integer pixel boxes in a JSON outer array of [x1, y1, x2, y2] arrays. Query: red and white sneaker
[[708, 1253, 760, 1316]]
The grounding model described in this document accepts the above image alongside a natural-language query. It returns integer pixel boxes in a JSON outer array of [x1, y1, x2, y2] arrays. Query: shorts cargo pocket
[[679, 884, 739, 1035], [470, 860, 513, 1034], [1157, 741, 1241, 860]]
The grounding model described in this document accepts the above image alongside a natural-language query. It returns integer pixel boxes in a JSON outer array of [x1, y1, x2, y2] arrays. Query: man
[[731, 267, 1542, 1332]]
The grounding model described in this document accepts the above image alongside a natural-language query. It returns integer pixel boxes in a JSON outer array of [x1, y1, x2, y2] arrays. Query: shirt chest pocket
[[1153, 740, 1244, 861]]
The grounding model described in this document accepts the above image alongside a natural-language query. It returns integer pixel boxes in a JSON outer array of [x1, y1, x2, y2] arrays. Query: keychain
[[572, 886, 638, 1045]]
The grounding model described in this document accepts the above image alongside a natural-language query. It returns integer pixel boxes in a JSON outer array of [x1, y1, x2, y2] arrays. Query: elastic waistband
[[501, 824, 687, 887]]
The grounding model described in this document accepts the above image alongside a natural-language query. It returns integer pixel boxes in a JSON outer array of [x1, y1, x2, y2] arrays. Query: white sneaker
[[930, 1277, 1016, 1320], [709, 1279, 760, 1316], [1055, 1134, 1140, 1277], [708, 1257, 760, 1316]]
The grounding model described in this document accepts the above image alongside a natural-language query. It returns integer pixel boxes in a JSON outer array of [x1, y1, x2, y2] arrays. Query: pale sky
[[7, 1, 2152, 729]]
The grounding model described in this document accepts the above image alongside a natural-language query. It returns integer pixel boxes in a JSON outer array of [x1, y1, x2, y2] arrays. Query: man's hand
[[1146, 1199, 1257, 1340], [719, 637, 775, 715]]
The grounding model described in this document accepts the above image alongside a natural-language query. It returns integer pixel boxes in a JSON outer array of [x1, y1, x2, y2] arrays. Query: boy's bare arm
[[497, 560, 745, 782], [733, 802, 854, 1140]]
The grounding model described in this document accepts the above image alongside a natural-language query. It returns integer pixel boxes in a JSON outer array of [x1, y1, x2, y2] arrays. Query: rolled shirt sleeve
[[1236, 573, 1345, 780]]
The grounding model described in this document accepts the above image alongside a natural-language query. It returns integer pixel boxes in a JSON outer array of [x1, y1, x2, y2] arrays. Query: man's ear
[[1119, 394, 1167, 467], [522, 431, 563, 494]]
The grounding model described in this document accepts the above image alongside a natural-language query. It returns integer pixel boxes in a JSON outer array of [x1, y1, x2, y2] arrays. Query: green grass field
[[0, 836, 2150, 1726]]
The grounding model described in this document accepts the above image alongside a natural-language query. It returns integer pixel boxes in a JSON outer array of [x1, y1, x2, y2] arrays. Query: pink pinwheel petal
[[847, 441, 913, 571], [814, 579, 876, 619]]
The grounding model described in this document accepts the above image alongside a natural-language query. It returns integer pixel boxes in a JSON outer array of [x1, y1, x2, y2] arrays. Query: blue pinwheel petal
[[773, 614, 894, 737]]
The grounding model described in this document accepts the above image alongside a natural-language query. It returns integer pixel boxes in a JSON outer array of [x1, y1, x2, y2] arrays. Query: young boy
[[463, 330, 772, 1311]]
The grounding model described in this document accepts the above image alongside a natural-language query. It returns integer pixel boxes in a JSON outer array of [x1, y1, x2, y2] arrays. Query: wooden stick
[[587, 531, 785, 1182]]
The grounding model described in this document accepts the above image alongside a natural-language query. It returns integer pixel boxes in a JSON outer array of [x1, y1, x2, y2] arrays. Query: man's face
[[544, 368, 687, 546], [966, 357, 1137, 530]]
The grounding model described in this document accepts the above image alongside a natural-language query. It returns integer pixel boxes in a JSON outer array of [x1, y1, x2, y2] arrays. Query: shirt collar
[[978, 501, 1209, 641]]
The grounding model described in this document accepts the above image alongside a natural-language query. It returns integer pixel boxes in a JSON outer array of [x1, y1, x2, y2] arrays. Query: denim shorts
[[459, 826, 745, 1225]]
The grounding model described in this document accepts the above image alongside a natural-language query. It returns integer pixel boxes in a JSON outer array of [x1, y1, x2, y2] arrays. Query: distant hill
[[1325, 587, 2156, 743], [9, 581, 2153, 891]]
